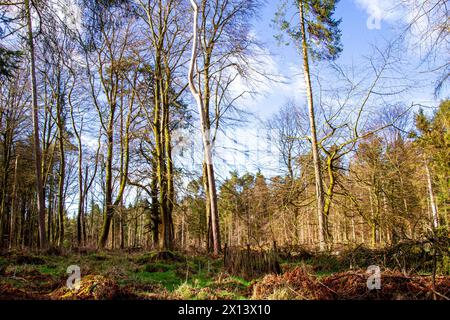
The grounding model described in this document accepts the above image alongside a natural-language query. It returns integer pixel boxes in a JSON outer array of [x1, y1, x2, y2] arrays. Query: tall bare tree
[[275, 0, 343, 250], [25, 0, 47, 248]]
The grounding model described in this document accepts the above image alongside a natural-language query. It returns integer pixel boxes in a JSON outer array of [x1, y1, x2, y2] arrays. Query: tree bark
[[188, 0, 221, 255], [56, 93, 65, 248], [150, 154, 160, 248], [9, 155, 19, 249], [425, 161, 439, 228], [99, 110, 115, 249], [25, 0, 47, 249], [298, 0, 327, 251]]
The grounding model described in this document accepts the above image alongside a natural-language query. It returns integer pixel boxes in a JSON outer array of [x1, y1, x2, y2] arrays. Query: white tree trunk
[[425, 161, 439, 228], [188, 0, 221, 255]]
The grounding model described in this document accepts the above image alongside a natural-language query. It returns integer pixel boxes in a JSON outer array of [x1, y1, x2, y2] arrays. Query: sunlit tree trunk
[[56, 88, 65, 248], [150, 155, 159, 248], [188, 0, 221, 255], [99, 109, 115, 249], [425, 161, 439, 228], [298, 0, 326, 251], [163, 99, 175, 249]]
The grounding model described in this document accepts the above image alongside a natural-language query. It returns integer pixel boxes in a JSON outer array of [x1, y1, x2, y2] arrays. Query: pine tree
[[413, 100, 450, 229], [274, 0, 342, 250]]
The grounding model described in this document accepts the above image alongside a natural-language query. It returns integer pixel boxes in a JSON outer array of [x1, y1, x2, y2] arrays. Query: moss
[[49, 275, 118, 300], [130, 270, 182, 290], [174, 282, 196, 299], [37, 265, 61, 276], [89, 253, 110, 261], [196, 288, 212, 300], [189, 276, 212, 288], [229, 276, 251, 287], [14, 254, 46, 265], [135, 252, 158, 265], [315, 270, 336, 278], [144, 261, 176, 273], [135, 251, 185, 265], [266, 288, 293, 300], [306, 254, 344, 273], [214, 289, 247, 300], [0, 257, 7, 275], [438, 256, 450, 275]]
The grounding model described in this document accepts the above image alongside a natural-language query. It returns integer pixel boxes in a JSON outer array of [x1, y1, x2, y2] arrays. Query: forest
[[0, 0, 449, 301]]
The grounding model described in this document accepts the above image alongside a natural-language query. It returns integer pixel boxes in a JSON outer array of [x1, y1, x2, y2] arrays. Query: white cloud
[[51, 0, 82, 33], [354, 0, 449, 61], [81, 135, 99, 150], [354, 0, 448, 38], [354, 0, 401, 29], [227, 48, 306, 118]]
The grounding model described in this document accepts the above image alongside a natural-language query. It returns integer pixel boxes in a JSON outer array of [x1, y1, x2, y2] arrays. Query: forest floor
[[0, 247, 449, 300]]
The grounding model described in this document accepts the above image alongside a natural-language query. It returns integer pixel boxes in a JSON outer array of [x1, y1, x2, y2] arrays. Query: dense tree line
[[179, 100, 449, 249]]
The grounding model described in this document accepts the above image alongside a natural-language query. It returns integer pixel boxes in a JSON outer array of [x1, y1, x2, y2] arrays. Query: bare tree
[[188, 0, 221, 255], [24, 0, 47, 248]]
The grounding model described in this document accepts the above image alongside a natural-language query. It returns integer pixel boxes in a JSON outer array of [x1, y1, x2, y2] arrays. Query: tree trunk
[[25, 0, 47, 249], [56, 100, 65, 248], [425, 161, 439, 228], [323, 154, 336, 241], [203, 162, 213, 250], [0, 133, 12, 248], [9, 156, 19, 249], [188, 0, 221, 255], [150, 155, 159, 248], [156, 79, 171, 251], [75, 140, 84, 246], [99, 113, 115, 249], [162, 87, 174, 250], [120, 206, 125, 249], [298, 0, 326, 251]]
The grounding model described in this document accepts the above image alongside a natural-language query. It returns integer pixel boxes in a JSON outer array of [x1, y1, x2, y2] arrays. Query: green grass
[[129, 270, 182, 290], [36, 265, 61, 276], [229, 275, 252, 287], [314, 270, 336, 278], [144, 261, 177, 273]]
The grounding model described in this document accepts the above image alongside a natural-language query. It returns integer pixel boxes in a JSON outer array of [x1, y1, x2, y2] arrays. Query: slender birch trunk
[[188, 0, 221, 255], [425, 161, 439, 228]]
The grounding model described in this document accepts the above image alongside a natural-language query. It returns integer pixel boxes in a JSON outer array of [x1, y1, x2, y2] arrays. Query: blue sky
[[197, 0, 448, 181], [63, 0, 447, 210], [243, 0, 444, 119], [253, 0, 391, 65]]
